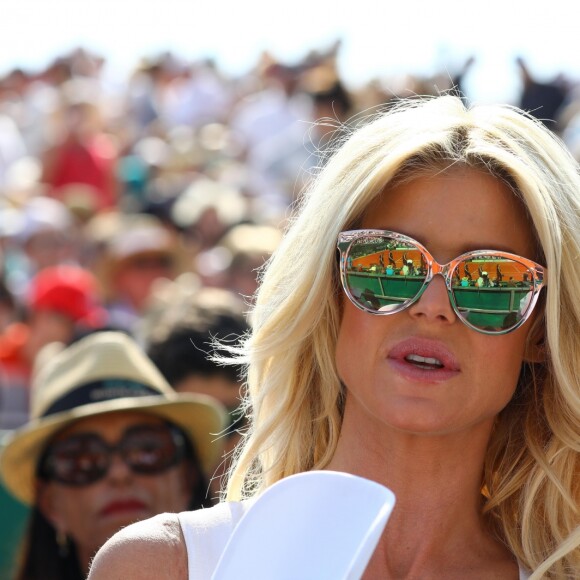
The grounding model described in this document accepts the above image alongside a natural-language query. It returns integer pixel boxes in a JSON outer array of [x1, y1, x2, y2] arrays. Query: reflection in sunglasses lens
[[453, 257, 534, 332], [344, 236, 427, 312]]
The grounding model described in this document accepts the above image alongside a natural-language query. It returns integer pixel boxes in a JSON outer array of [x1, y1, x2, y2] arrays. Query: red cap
[[28, 265, 107, 328]]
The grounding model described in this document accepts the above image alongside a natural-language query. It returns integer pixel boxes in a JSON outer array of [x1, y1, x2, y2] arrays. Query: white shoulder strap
[[177, 502, 250, 580]]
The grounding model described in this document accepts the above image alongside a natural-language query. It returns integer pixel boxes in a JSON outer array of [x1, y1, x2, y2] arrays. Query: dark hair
[[0, 278, 15, 309], [310, 80, 352, 117], [147, 307, 249, 388], [181, 424, 214, 510], [13, 507, 83, 580]]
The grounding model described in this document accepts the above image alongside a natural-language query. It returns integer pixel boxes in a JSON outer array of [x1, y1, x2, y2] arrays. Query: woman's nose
[[105, 453, 133, 484], [406, 274, 457, 326]]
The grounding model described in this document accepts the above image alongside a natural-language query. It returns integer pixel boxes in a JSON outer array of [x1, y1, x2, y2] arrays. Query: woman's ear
[[524, 341, 545, 363], [523, 318, 546, 363], [37, 483, 66, 532]]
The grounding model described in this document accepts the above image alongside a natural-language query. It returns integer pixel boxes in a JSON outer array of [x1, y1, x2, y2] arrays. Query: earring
[[56, 529, 69, 558]]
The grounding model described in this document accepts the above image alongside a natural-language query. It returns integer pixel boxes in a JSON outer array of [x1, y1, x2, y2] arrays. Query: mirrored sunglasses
[[39, 423, 187, 486], [337, 230, 547, 335]]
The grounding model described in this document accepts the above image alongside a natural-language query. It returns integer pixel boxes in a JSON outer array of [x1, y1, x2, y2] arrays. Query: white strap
[[178, 502, 250, 579]]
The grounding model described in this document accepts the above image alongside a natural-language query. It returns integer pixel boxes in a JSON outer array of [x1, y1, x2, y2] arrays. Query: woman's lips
[[387, 337, 460, 383], [99, 499, 148, 517]]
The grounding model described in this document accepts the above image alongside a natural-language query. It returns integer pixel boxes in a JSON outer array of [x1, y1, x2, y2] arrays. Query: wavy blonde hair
[[225, 95, 580, 578]]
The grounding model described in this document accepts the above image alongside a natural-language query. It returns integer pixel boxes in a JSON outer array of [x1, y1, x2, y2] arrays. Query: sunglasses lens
[[42, 425, 185, 486], [343, 234, 427, 312], [121, 425, 184, 475], [452, 256, 536, 332], [45, 434, 109, 485]]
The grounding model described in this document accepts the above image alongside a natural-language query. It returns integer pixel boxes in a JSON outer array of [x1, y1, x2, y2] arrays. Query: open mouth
[[387, 338, 460, 382], [404, 354, 444, 370]]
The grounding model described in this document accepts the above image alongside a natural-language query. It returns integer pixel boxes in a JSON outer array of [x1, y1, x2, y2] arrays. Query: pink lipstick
[[387, 337, 460, 383]]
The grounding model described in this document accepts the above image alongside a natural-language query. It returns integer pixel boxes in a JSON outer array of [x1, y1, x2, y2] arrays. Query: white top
[[178, 501, 253, 579], [178, 502, 532, 580]]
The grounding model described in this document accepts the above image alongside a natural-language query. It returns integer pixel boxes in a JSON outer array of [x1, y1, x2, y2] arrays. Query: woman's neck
[[325, 405, 518, 578]]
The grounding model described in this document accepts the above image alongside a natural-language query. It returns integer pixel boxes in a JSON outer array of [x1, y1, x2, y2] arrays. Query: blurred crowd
[[1, 46, 579, 409], [1, 39, 580, 576]]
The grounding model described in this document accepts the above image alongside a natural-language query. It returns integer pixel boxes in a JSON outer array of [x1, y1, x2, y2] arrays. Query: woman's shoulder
[[87, 511, 187, 580], [87, 502, 254, 580]]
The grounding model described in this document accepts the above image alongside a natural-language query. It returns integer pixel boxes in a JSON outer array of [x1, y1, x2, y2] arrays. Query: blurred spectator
[[0, 278, 16, 333], [230, 54, 316, 207], [0, 330, 226, 579], [195, 223, 282, 298], [0, 114, 27, 189], [299, 60, 354, 150], [516, 56, 569, 130], [92, 213, 181, 333], [145, 284, 248, 409], [159, 59, 233, 130], [41, 79, 119, 212], [2, 196, 78, 299], [448, 56, 476, 103], [0, 264, 107, 429], [170, 177, 249, 254], [143, 282, 249, 495]]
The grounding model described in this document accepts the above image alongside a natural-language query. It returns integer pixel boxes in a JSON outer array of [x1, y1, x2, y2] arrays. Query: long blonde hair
[[226, 95, 580, 578]]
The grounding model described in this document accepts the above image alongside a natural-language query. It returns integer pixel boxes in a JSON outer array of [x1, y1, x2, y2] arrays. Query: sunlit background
[[1, 0, 578, 104]]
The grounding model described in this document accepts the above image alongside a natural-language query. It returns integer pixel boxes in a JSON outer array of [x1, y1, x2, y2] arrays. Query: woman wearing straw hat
[[0, 331, 227, 580]]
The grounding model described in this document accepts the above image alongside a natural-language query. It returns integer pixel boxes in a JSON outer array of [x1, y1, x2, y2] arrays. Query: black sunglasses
[[40, 423, 187, 486]]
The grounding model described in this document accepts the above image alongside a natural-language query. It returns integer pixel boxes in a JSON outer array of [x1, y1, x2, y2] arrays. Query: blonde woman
[[89, 95, 579, 579]]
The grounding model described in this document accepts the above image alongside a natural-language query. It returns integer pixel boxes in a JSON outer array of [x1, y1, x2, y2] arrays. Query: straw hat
[[0, 331, 227, 504]]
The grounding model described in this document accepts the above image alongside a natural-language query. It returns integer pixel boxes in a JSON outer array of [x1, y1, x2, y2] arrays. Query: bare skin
[[88, 512, 188, 579], [327, 420, 519, 579]]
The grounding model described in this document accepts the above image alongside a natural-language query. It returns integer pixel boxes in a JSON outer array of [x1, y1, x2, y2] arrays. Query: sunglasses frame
[[337, 229, 547, 335], [40, 423, 187, 487]]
